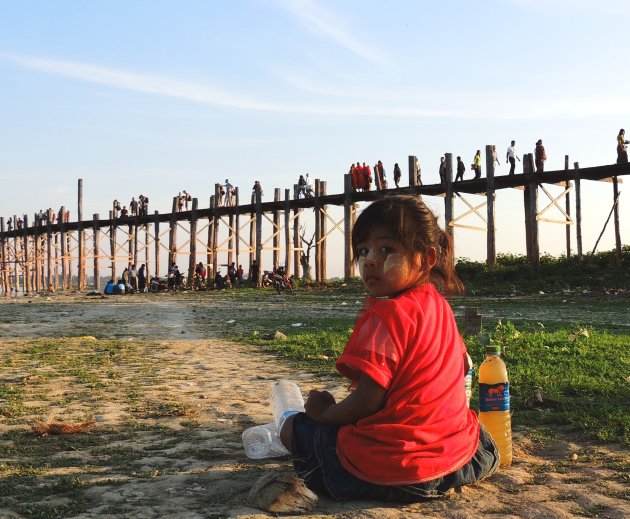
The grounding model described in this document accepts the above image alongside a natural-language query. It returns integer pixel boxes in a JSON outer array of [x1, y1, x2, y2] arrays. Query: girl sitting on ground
[[278, 194, 499, 501]]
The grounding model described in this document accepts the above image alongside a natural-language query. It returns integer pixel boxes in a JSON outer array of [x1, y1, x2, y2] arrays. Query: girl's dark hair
[[352, 195, 464, 295]]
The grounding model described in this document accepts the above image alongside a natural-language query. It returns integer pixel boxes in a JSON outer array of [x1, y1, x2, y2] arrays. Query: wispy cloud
[[1, 52, 627, 121], [275, 0, 387, 64], [0, 52, 274, 111]]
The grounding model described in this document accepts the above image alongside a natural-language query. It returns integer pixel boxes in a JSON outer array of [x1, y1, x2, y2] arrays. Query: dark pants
[[291, 413, 499, 501], [535, 160, 544, 173], [509, 157, 516, 175], [474, 166, 481, 179]]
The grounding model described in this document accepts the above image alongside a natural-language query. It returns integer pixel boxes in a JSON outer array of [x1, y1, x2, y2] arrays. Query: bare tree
[[299, 225, 315, 279]]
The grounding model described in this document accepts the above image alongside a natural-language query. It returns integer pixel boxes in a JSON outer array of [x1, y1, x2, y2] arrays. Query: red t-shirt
[[335, 283, 479, 485]]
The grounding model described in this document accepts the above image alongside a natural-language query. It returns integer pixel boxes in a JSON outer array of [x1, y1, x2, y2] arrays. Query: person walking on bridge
[[506, 140, 520, 175], [473, 150, 482, 179], [617, 129, 629, 164], [535, 139, 547, 173]]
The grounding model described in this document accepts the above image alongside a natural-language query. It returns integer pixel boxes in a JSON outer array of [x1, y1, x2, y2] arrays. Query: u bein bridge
[[1, 145, 628, 296]]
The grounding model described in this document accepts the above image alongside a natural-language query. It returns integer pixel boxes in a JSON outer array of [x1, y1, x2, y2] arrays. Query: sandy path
[[0, 294, 628, 518]]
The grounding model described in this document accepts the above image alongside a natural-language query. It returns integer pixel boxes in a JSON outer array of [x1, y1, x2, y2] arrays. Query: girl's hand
[[305, 390, 336, 422]]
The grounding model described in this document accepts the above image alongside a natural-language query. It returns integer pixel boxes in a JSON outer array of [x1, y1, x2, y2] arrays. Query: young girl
[[279, 195, 499, 501]]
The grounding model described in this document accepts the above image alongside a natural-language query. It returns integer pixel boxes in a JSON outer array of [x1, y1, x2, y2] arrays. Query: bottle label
[[479, 382, 510, 412]]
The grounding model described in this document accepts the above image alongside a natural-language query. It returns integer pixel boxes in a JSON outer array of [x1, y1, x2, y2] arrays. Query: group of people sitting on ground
[[104, 263, 147, 294]]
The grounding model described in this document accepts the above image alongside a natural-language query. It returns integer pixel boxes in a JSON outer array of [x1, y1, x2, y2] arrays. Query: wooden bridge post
[[612, 176, 622, 258], [343, 174, 356, 280], [13, 215, 19, 294], [109, 210, 117, 282], [93, 214, 100, 289], [0, 218, 7, 295], [46, 209, 52, 290], [78, 179, 85, 289], [408, 155, 419, 187], [314, 180, 321, 282], [206, 195, 214, 276], [523, 154, 540, 265], [320, 181, 327, 281], [127, 222, 133, 270], [235, 188, 240, 269], [255, 186, 263, 287], [444, 153, 454, 240], [168, 196, 178, 269], [284, 189, 292, 274], [573, 163, 583, 260], [293, 201, 301, 279], [212, 195, 220, 279], [273, 188, 280, 270], [228, 202, 235, 268], [133, 215, 139, 268], [248, 194, 255, 278], [59, 206, 67, 290], [188, 197, 198, 287], [564, 155, 572, 257], [33, 217, 40, 292], [23, 215, 31, 295], [154, 210, 160, 278], [485, 145, 496, 267]]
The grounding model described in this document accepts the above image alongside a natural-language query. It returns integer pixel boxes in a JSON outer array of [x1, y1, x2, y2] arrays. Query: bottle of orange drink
[[478, 344, 512, 467]]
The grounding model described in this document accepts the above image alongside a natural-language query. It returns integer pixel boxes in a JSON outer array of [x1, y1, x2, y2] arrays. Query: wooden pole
[[284, 189, 292, 274], [208, 196, 216, 279], [154, 210, 160, 278], [343, 174, 354, 280], [320, 181, 327, 281], [53, 221, 59, 291], [255, 186, 263, 287], [78, 179, 85, 289], [46, 209, 52, 291], [564, 155, 571, 257], [249, 193, 255, 277], [109, 210, 117, 282], [188, 197, 198, 287], [212, 195, 219, 278], [168, 196, 178, 269], [314, 179, 321, 282], [485, 145, 496, 267], [444, 153, 454, 241], [227, 206, 234, 267], [523, 154, 539, 265], [93, 214, 100, 289], [273, 188, 280, 270], [234, 187, 240, 270], [408, 155, 419, 187], [293, 202, 301, 279], [612, 176, 622, 258], [59, 207, 67, 290], [0, 218, 6, 295], [133, 215, 139, 268], [574, 162, 583, 260], [22, 216, 31, 295], [33, 218, 40, 292]]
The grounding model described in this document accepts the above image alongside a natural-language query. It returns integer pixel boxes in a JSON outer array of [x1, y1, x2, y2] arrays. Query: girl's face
[[355, 226, 435, 298]]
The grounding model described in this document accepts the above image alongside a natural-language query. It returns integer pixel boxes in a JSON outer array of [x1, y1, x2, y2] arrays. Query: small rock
[[248, 472, 317, 513]]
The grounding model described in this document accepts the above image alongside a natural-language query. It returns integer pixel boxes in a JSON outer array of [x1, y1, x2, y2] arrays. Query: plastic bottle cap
[[485, 344, 501, 354]]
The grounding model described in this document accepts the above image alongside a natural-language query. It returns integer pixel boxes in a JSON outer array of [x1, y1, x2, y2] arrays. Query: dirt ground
[[0, 293, 628, 518]]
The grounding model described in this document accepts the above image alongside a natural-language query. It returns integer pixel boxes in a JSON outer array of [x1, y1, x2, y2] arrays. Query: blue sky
[[1, 0, 628, 275]]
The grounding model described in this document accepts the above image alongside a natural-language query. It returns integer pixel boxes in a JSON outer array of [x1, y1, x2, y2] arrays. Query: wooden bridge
[[1, 144, 627, 295]]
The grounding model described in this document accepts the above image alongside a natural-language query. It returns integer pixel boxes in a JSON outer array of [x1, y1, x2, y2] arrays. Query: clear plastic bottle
[[478, 344, 512, 467], [271, 379, 305, 431], [464, 352, 473, 408], [241, 422, 289, 459]]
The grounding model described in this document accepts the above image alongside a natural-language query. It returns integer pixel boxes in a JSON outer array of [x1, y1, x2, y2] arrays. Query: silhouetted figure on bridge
[[535, 140, 547, 173], [455, 156, 465, 182], [617, 129, 629, 164], [506, 140, 521, 175]]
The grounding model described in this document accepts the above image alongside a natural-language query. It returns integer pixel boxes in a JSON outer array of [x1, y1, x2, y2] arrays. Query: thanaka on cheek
[[383, 253, 404, 273], [357, 256, 365, 276]]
